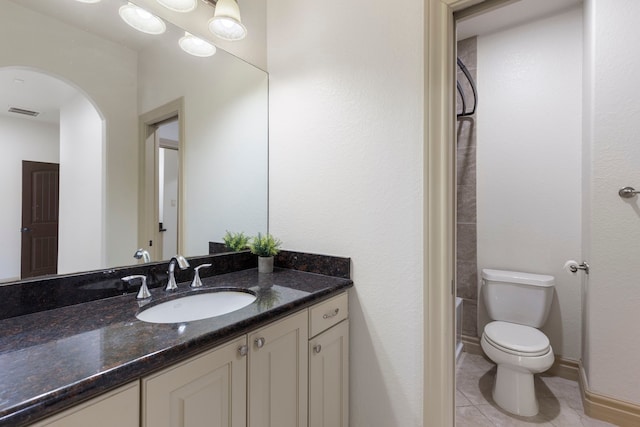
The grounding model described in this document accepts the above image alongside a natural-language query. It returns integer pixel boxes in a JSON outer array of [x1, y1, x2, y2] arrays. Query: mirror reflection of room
[[0, 0, 268, 284], [157, 119, 180, 261]]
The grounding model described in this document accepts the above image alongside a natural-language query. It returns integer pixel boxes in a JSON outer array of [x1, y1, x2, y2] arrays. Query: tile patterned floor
[[456, 352, 617, 426]]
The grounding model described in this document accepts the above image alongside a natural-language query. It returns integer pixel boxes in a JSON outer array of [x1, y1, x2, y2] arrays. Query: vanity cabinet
[[141, 310, 310, 427], [142, 336, 247, 427], [248, 310, 309, 427], [31, 293, 348, 427], [31, 382, 139, 427], [308, 293, 349, 427]]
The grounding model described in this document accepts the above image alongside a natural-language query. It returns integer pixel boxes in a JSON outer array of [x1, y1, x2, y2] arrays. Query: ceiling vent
[[8, 107, 40, 117]]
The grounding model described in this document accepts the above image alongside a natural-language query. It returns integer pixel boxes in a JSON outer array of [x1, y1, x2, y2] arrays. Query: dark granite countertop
[[0, 268, 352, 426]]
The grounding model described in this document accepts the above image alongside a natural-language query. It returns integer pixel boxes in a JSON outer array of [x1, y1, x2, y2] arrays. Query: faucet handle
[[191, 264, 212, 288], [122, 274, 151, 300]]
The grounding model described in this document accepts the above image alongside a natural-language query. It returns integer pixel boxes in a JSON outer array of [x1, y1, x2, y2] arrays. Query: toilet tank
[[482, 269, 555, 328]]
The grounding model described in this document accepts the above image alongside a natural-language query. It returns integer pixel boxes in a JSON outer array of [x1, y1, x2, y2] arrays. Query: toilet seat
[[484, 321, 550, 357]]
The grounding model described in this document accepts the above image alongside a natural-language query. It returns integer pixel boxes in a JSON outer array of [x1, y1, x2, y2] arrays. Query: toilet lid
[[484, 321, 550, 357]]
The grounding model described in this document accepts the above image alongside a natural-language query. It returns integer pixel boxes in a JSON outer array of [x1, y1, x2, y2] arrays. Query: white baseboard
[[579, 362, 640, 427]]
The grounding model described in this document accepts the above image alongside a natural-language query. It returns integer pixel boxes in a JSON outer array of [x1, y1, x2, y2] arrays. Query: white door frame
[[423, 0, 490, 425], [138, 98, 185, 261]]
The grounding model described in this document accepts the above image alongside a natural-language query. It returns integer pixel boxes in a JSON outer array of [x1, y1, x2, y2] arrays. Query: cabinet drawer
[[309, 292, 348, 338]]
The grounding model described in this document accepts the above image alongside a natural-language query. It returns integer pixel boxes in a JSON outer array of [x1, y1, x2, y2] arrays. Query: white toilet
[[480, 268, 555, 417]]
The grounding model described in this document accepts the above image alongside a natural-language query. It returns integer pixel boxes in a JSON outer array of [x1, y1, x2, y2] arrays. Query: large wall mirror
[[0, 0, 268, 284]]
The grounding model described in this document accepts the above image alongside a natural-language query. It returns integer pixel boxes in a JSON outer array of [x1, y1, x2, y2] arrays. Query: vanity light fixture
[[119, 2, 166, 35], [179, 32, 216, 57], [156, 0, 197, 13], [208, 0, 247, 41]]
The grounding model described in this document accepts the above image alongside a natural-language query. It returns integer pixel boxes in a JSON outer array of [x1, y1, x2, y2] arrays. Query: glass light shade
[[156, 0, 197, 13], [208, 0, 247, 41], [179, 32, 216, 57], [119, 3, 166, 35]]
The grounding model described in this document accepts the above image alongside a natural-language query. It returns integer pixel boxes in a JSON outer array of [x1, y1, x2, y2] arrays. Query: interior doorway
[[453, 0, 586, 424], [21, 160, 59, 279], [157, 120, 180, 260], [139, 98, 184, 262]]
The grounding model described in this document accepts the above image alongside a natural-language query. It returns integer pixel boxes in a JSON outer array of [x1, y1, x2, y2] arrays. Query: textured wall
[[476, 7, 583, 359], [583, 0, 640, 404], [267, 0, 424, 425]]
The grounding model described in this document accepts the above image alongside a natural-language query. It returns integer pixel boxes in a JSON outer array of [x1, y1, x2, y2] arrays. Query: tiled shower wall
[[456, 37, 478, 338]]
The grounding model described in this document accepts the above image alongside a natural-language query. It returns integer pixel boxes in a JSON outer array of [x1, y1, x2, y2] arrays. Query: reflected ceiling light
[[179, 32, 216, 57], [208, 0, 247, 41], [75, 0, 101, 3], [119, 3, 166, 35], [156, 0, 197, 13]]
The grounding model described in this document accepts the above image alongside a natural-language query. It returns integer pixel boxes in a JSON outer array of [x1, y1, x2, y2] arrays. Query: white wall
[[267, 0, 424, 426], [476, 7, 583, 359], [58, 94, 103, 274], [0, 116, 58, 282], [138, 43, 268, 257], [583, 0, 640, 405], [0, 1, 139, 270]]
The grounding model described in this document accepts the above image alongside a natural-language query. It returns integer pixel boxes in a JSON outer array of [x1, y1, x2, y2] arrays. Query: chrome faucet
[[165, 255, 190, 291], [133, 248, 151, 263], [122, 274, 151, 299]]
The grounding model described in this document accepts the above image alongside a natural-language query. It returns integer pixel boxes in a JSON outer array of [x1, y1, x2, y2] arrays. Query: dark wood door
[[21, 161, 59, 279]]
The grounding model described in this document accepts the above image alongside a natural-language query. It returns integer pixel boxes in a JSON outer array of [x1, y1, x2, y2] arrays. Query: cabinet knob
[[255, 337, 266, 348], [323, 308, 339, 319], [238, 345, 248, 356], [313, 344, 322, 354]]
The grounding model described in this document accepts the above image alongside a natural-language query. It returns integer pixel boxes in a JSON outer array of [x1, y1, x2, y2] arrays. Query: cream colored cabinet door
[[142, 336, 247, 427], [31, 381, 139, 427], [309, 320, 349, 427], [248, 310, 309, 427]]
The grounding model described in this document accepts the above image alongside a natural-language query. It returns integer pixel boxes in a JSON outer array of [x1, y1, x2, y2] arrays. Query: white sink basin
[[136, 291, 257, 324]]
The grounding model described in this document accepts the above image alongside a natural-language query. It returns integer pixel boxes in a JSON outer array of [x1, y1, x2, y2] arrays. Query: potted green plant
[[248, 233, 282, 273], [222, 231, 250, 252]]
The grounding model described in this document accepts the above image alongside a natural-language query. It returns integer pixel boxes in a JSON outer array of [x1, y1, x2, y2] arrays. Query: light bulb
[[208, 0, 247, 41], [119, 3, 166, 35], [179, 32, 217, 57], [156, 0, 197, 13]]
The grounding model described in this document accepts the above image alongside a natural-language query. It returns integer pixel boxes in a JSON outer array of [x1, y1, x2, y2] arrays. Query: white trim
[[424, 1, 488, 425], [424, 1, 457, 425], [138, 98, 185, 261], [579, 362, 640, 426]]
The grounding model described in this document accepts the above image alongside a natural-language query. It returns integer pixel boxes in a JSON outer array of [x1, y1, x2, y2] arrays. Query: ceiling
[[0, 68, 79, 124], [457, 0, 583, 40]]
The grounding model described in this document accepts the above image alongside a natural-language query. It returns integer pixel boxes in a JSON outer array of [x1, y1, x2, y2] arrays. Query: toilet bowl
[[481, 269, 555, 416], [481, 321, 554, 416]]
